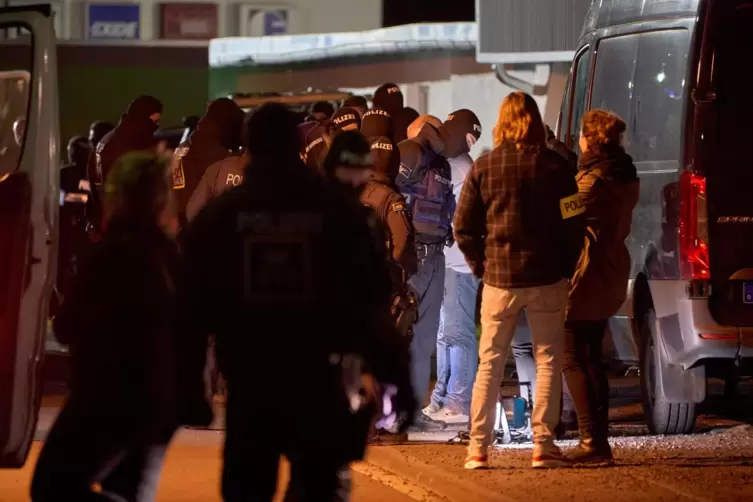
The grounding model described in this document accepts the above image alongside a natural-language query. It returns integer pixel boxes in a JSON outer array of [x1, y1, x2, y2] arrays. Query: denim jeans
[[407, 251, 445, 405], [511, 311, 575, 415], [430, 269, 480, 414]]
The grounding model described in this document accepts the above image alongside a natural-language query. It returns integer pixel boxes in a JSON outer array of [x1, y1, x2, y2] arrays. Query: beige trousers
[[468, 280, 568, 456]]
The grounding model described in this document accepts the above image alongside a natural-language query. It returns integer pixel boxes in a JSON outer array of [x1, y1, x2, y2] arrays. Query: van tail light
[[679, 172, 710, 280]]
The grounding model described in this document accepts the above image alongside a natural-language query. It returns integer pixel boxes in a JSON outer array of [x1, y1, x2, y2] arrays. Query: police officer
[[57, 136, 94, 302], [396, 108, 482, 431], [171, 97, 245, 227], [180, 103, 413, 501], [361, 136, 417, 281], [185, 111, 253, 222], [330, 106, 361, 132], [88, 96, 163, 231]]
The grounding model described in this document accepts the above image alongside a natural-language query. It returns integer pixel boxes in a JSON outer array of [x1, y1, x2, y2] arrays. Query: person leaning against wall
[[454, 92, 585, 470]]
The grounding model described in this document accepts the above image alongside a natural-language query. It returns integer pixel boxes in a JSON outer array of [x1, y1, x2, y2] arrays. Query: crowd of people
[[40, 82, 639, 501]]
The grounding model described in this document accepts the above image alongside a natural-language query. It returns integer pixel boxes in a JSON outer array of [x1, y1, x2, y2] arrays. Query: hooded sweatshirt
[[171, 98, 244, 217], [438, 109, 482, 159], [444, 153, 474, 274]]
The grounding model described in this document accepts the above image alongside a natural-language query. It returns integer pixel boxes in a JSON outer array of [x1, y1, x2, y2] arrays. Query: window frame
[[558, 44, 593, 151]]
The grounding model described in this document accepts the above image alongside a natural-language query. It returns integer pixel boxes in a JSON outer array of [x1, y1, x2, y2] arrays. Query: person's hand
[[360, 373, 382, 412]]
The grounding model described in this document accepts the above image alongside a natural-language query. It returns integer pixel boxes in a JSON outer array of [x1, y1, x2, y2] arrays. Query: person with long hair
[[455, 92, 585, 469], [563, 109, 639, 465], [32, 152, 189, 502]]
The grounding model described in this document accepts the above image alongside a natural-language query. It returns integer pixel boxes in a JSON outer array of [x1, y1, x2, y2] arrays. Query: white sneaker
[[422, 403, 442, 416], [442, 409, 470, 425]]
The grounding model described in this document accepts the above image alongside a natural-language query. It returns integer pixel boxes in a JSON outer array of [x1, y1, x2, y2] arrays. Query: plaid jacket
[[454, 142, 585, 289]]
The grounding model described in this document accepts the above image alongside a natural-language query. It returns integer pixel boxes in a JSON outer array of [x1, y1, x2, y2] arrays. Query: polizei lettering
[[560, 194, 585, 219], [333, 114, 356, 125], [364, 109, 390, 119], [371, 142, 393, 151], [226, 173, 243, 186]]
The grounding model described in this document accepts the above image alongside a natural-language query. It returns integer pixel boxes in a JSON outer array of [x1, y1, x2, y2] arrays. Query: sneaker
[[463, 454, 489, 470], [422, 403, 442, 416], [408, 412, 447, 432], [442, 409, 470, 425], [532, 449, 571, 469], [566, 442, 614, 466]]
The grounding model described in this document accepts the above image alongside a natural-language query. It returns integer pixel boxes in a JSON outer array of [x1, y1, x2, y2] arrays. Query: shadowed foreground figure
[[32, 152, 187, 502], [181, 103, 412, 501]]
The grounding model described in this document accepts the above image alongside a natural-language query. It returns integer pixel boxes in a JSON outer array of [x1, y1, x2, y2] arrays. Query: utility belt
[[391, 288, 418, 341], [415, 241, 444, 260]]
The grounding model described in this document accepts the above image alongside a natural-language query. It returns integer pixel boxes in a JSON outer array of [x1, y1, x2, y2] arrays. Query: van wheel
[[639, 308, 697, 434]]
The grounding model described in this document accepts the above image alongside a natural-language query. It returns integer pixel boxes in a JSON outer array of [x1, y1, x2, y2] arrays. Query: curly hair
[[581, 109, 626, 151], [492, 91, 546, 149]]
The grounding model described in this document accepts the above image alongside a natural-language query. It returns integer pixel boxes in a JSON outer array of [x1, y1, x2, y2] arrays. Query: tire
[[639, 308, 697, 434]]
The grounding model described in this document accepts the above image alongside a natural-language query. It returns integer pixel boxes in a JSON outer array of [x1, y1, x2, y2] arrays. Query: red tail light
[[679, 172, 710, 280]]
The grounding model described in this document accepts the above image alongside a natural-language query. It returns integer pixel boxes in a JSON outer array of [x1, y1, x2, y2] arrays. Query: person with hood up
[[360, 107, 392, 141], [31, 151, 191, 502], [423, 111, 483, 426], [392, 107, 420, 144], [181, 105, 412, 501], [563, 109, 639, 466], [87, 120, 114, 203], [331, 106, 361, 132], [185, 111, 253, 223], [171, 97, 245, 227], [302, 121, 335, 175], [395, 108, 481, 432], [90, 96, 162, 191], [309, 100, 335, 122], [343, 95, 368, 117], [372, 83, 406, 143]]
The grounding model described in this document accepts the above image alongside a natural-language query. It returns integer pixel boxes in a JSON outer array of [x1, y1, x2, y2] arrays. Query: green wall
[[58, 66, 208, 150]]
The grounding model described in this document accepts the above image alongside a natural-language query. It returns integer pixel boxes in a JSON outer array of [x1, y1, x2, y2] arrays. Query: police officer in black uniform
[[180, 103, 413, 502]]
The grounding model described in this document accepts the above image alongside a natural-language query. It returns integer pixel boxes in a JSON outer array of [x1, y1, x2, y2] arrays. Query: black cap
[[331, 107, 361, 132], [245, 102, 300, 162], [360, 107, 392, 140], [370, 136, 399, 178], [310, 101, 335, 119], [372, 83, 403, 115]]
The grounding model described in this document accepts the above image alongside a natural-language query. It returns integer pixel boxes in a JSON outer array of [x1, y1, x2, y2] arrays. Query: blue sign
[[88, 3, 141, 40], [246, 8, 288, 37], [263, 10, 287, 36]]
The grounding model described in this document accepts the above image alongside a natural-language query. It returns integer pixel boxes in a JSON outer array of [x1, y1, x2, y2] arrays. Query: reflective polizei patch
[[560, 193, 585, 219]]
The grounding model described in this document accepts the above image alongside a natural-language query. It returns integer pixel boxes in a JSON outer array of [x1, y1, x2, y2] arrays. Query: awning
[[209, 22, 477, 68]]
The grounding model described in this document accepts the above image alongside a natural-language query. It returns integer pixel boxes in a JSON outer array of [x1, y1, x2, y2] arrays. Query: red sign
[[160, 3, 218, 40]]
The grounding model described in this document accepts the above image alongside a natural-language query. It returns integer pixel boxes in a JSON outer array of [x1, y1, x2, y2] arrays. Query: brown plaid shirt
[[454, 142, 584, 289]]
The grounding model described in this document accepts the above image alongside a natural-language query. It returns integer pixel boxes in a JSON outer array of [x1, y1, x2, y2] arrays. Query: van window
[[0, 72, 31, 180], [569, 50, 592, 154], [632, 30, 689, 164], [557, 78, 571, 144], [590, 34, 640, 135]]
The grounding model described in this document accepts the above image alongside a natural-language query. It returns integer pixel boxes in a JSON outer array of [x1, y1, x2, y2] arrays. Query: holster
[[391, 289, 418, 341]]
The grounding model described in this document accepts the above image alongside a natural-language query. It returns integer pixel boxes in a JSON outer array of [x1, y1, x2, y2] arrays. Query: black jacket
[[171, 102, 244, 217], [53, 219, 183, 425]]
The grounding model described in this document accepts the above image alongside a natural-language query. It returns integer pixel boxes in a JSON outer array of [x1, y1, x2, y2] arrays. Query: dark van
[[557, 0, 753, 434]]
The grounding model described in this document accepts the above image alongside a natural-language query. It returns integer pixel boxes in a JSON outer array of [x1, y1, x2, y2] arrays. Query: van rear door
[[703, 0, 753, 326], [0, 6, 59, 467]]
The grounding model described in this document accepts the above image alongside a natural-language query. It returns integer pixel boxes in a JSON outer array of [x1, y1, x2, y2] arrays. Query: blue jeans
[[408, 251, 445, 405], [429, 269, 480, 414]]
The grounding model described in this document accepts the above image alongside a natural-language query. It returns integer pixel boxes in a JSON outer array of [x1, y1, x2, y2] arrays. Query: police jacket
[[360, 176, 417, 280], [454, 142, 585, 289], [180, 155, 409, 410], [171, 121, 239, 218], [185, 150, 247, 222], [58, 162, 94, 297], [396, 124, 454, 244], [89, 115, 158, 190]]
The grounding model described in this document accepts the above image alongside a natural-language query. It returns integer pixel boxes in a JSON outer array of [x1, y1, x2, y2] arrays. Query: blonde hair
[[581, 109, 626, 151], [492, 92, 546, 149]]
